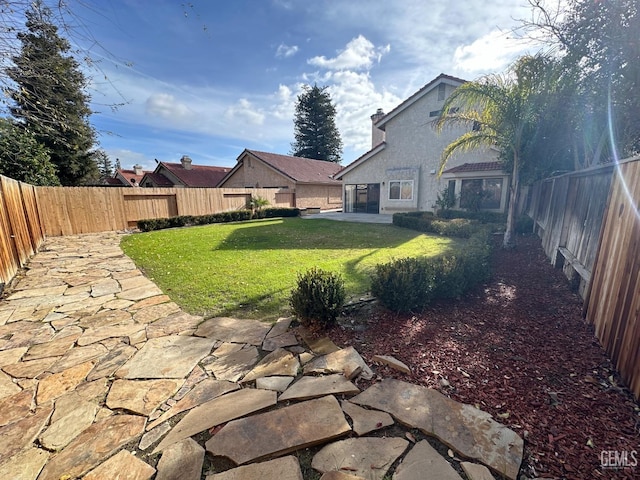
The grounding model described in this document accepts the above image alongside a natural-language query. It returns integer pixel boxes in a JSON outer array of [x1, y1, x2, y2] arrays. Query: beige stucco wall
[[220, 157, 342, 210], [342, 83, 499, 213], [296, 184, 343, 210], [220, 158, 296, 189]]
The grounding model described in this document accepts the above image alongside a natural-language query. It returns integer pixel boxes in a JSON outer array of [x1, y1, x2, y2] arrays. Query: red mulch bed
[[328, 235, 639, 479]]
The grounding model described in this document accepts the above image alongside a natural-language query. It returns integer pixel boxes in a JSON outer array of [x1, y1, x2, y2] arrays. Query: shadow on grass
[[213, 218, 427, 251], [205, 287, 292, 321]]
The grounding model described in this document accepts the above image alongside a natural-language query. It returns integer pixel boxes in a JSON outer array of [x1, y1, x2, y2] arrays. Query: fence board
[[586, 159, 640, 398], [0, 176, 33, 263], [35, 186, 294, 236], [529, 164, 613, 297]]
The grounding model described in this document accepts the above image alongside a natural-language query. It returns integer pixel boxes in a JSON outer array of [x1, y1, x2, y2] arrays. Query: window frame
[[388, 180, 414, 201]]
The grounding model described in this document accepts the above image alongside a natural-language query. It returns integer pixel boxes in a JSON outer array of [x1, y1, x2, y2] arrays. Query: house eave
[[334, 142, 387, 180]]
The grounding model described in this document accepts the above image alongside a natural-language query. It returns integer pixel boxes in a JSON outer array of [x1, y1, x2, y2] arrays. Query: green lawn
[[120, 217, 465, 321]]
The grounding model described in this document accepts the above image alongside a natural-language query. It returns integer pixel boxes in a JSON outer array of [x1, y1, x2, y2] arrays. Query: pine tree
[[93, 149, 114, 183], [0, 118, 59, 185], [5, 1, 99, 185], [291, 84, 343, 163]]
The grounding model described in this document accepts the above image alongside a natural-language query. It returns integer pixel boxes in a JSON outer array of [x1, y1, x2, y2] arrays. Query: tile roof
[[116, 168, 147, 186], [245, 150, 342, 184], [160, 162, 232, 187], [442, 162, 504, 174], [142, 172, 174, 186]]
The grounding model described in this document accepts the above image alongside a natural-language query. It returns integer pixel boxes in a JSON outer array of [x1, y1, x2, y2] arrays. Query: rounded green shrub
[[370, 257, 437, 313], [289, 267, 345, 327]]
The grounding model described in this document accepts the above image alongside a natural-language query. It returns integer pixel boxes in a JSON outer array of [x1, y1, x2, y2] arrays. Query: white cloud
[[224, 98, 265, 126], [308, 35, 390, 71], [145, 93, 191, 119], [276, 43, 299, 58], [453, 29, 537, 74]]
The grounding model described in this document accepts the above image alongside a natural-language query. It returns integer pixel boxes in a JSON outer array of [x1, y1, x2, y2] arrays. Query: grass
[[120, 217, 465, 321]]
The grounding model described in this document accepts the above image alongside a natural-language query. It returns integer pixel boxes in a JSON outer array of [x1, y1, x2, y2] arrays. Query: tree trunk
[[503, 153, 519, 249]]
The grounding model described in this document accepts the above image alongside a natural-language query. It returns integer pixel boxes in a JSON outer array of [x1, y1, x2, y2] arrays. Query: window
[[438, 83, 446, 101], [460, 178, 503, 210], [389, 180, 413, 200]]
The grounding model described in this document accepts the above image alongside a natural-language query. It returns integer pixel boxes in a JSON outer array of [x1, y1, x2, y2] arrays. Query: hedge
[[137, 207, 300, 232], [372, 219, 492, 313]]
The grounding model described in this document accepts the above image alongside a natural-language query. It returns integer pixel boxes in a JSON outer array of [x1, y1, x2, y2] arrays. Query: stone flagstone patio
[[0, 232, 525, 479]]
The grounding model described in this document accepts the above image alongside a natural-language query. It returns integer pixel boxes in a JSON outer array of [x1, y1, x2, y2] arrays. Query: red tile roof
[[116, 168, 147, 186], [160, 162, 232, 187], [142, 172, 174, 186], [442, 162, 504, 174], [246, 150, 342, 184]]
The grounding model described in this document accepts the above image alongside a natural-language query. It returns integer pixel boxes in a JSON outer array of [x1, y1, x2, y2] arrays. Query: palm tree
[[435, 54, 556, 248]]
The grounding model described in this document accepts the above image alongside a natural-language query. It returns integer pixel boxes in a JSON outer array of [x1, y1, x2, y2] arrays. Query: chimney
[[180, 155, 193, 170], [371, 108, 385, 148], [133, 164, 143, 176]]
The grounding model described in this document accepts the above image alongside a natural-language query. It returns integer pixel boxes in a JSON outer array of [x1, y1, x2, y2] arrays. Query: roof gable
[[115, 168, 148, 186], [243, 150, 342, 184], [376, 73, 467, 130], [157, 162, 232, 187]]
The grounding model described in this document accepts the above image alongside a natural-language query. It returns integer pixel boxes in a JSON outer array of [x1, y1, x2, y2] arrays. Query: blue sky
[[62, 0, 560, 172]]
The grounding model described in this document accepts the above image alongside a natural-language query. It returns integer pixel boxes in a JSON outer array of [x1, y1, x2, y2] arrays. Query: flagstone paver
[[0, 388, 34, 427], [303, 346, 373, 380], [205, 395, 351, 465], [146, 378, 240, 431], [116, 335, 216, 379], [83, 449, 155, 480], [461, 461, 496, 480], [206, 455, 304, 480], [39, 396, 99, 450], [106, 378, 183, 415], [340, 400, 394, 436], [156, 437, 205, 480], [351, 378, 524, 480], [392, 440, 463, 480], [0, 447, 50, 480], [195, 316, 271, 345], [312, 437, 409, 480], [256, 375, 294, 392], [279, 374, 360, 401], [140, 422, 172, 450], [0, 407, 52, 460], [241, 347, 300, 382], [319, 473, 365, 480], [35, 360, 94, 404], [38, 414, 145, 480], [204, 345, 260, 381], [0, 233, 528, 480], [371, 354, 411, 374], [154, 388, 277, 453]]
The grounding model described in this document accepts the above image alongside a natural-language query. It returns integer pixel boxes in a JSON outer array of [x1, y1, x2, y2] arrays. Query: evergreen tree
[[0, 118, 59, 185], [5, 1, 99, 185], [93, 149, 114, 183], [291, 84, 343, 163]]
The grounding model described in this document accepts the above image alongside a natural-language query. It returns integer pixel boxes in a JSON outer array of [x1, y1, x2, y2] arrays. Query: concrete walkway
[[0, 232, 522, 480], [301, 212, 394, 224]]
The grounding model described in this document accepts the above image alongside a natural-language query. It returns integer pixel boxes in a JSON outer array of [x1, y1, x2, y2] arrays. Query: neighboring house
[[139, 156, 232, 188], [335, 74, 508, 214], [109, 165, 149, 187], [218, 149, 343, 210]]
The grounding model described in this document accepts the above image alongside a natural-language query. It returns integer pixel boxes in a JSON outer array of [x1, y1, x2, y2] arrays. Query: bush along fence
[[371, 212, 493, 313], [137, 207, 301, 232]]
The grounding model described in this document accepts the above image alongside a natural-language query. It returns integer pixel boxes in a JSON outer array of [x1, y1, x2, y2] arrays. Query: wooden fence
[[584, 158, 640, 399], [36, 186, 294, 236], [528, 156, 640, 399], [0, 175, 45, 286], [527, 163, 614, 298]]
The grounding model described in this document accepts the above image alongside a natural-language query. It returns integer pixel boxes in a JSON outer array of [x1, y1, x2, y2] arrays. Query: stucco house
[[139, 156, 232, 188], [217, 149, 343, 210], [335, 74, 509, 214]]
